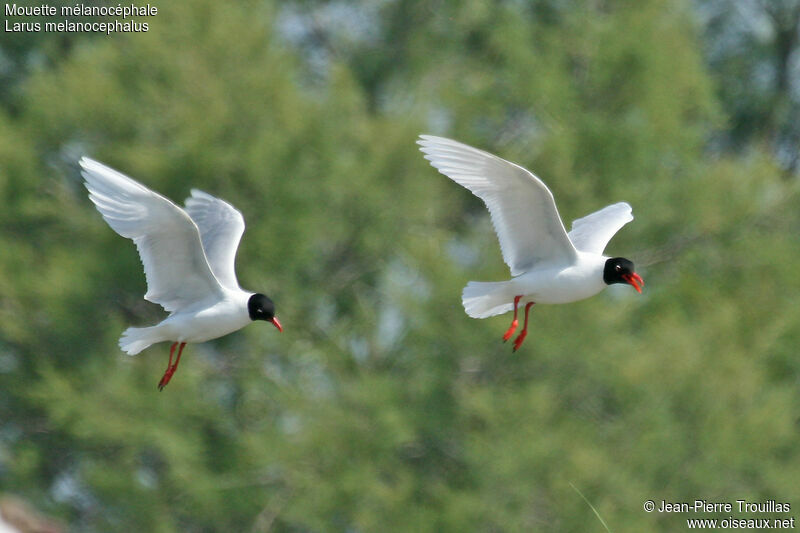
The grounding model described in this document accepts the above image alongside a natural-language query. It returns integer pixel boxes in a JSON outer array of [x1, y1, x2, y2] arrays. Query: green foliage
[[1, 0, 799, 531], [698, 0, 800, 173]]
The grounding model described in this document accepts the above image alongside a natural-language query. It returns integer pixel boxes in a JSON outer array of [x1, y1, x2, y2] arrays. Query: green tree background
[[1, 0, 799, 531]]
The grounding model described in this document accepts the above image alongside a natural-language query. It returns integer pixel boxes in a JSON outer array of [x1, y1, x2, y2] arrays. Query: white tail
[[119, 326, 163, 355], [461, 281, 515, 318]]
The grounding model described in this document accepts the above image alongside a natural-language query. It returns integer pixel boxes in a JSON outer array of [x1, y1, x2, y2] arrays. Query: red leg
[[174, 342, 186, 371], [512, 302, 535, 352], [502, 295, 523, 342], [158, 342, 178, 390], [158, 342, 186, 391]]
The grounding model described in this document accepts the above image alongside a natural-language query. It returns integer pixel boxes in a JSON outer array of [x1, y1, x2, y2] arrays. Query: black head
[[603, 257, 644, 293], [247, 293, 282, 331]]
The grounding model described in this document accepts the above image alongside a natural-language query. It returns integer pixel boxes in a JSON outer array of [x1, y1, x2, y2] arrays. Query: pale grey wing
[[81, 157, 223, 312], [418, 135, 577, 275], [184, 189, 245, 291], [568, 202, 633, 255]]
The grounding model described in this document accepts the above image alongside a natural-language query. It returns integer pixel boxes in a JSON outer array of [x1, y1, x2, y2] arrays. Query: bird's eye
[[615, 264, 622, 272]]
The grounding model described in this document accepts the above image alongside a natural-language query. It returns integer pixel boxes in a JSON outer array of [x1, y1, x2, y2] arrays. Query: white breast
[[159, 291, 253, 343], [512, 253, 607, 304]]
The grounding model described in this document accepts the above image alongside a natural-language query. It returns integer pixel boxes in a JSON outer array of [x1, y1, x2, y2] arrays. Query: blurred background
[[1, 0, 799, 531]]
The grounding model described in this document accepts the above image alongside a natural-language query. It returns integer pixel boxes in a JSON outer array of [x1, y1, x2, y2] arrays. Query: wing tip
[[79, 156, 109, 175], [79, 158, 95, 180], [186, 189, 212, 206], [417, 134, 458, 152], [418, 133, 457, 142], [416, 135, 499, 165], [79, 155, 97, 165], [189, 188, 212, 198], [617, 201, 634, 221], [417, 133, 439, 143]]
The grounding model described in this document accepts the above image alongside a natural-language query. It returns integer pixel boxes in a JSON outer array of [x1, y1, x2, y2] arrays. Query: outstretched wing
[[418, 135, 578, 275], [568, 202, 633, 255], [81, 157, 223, 312], [184, 189, 245, 291]]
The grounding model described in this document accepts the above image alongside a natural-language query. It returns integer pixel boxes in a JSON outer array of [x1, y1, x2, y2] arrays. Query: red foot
[[511, 302, 535, 352], [158, 342, 186, 391], [502, 296, 523, 342], [158, 369, 175, 391], [512, 330, 527, 351], [502, 319, 518, 341]]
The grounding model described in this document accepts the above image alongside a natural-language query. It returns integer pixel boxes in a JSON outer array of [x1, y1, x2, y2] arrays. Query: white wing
[[568, 202, 633, 255], [418, 135, 577, 275], [184, 189, 245, 291], [81, 157, 223, 312]]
